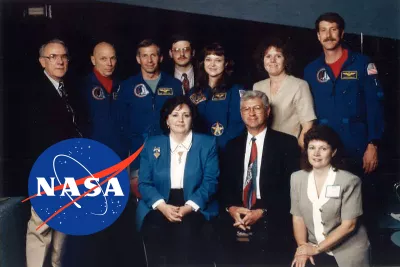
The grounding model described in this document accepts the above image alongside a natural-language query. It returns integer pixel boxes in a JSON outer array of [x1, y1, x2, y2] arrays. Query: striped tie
[[243, 137, 257, 208]]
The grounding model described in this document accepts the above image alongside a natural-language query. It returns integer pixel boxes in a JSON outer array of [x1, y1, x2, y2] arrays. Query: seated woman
[[188, 42, 245, 150], [136, 96, 219, 266], [253, 37, 316, 149], [290, 125, 370, 267]]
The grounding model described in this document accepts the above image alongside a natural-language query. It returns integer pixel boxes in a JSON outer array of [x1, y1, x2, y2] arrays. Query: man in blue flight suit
[[118, 39, 182, 188], [65, 41, 145, 267], [304, 12, 384, 175], [304, 12, 384, 242], [80, 42, 127, 159]]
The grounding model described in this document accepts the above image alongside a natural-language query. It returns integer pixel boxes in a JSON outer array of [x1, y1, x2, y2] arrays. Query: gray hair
[[39, 39, 68, 57], [240, 90, 270, 109]]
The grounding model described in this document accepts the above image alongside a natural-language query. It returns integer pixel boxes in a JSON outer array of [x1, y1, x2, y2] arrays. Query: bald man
[[79, 42, 127, 159]]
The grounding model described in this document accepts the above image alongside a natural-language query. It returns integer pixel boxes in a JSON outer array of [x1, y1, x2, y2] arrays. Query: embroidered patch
[[157, 88, 173, 96], [239, 90, 245, 98], [316, 68, 330, 83], [211, 122, 224, 136], [340, 71, 358, 80], [92, 86, 106, 100], [133, 84, 149, 98], [367, 63, 378, 75], [189, 93, 206, 105], [212, 92, 227, 101]]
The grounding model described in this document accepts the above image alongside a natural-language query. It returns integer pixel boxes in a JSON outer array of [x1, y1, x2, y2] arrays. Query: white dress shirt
[[307, 167, 337, 256], [174, 65, 195, 89], [152, 131, 199, 211], [44, 70, 62, 96], [242, 127, 267, 199]]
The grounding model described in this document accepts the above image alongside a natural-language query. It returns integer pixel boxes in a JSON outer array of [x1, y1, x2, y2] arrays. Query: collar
[[174, 65, 194, 78], [246, 127, 267, 144], [44, 70, 60, 90], [307, 166, 337, 205], [170, 131, 193, 153]]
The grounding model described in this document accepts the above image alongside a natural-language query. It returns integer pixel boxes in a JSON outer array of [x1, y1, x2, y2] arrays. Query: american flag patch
[[367, 63, 378, 75]]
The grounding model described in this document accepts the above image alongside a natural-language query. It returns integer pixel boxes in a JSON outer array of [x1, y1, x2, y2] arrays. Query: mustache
[[178, 56, 187, 60], [323, 37, 337, 42]]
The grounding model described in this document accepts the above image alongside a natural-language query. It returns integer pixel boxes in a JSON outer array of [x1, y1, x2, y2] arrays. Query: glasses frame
[[41, 53, 69, 63]]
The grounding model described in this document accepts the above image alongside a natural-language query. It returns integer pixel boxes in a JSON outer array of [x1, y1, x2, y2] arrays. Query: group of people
[[23, 11, 384, 267]]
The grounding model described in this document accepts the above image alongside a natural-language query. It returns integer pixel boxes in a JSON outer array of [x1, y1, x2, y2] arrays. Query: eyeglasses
[[240, 105, 264, 114], [41, 54, 69, 63], [171, 47, 191, 54]]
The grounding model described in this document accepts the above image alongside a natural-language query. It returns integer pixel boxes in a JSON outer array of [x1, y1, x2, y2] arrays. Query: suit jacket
[[24, 72, 81, 160], [220, 128, 300, 231], [290, 169, 370, 266], [136, 133, 219, 230]]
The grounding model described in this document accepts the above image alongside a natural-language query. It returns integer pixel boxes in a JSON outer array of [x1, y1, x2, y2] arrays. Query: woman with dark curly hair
[[290, 125, 370, 267], [188, 42, 245, 149], [137, 96, 219, 266], [253, 37, 316, 149]]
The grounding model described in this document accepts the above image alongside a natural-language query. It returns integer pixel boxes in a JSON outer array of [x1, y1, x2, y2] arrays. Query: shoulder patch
[[239, 89, 245, 98], [367, 63, 378, 75]]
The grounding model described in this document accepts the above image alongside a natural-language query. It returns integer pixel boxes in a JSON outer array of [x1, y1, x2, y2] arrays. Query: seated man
[[218, 90, 300, 265]]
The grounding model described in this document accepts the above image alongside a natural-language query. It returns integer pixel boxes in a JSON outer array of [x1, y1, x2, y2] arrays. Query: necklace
[[178, 151, 184, 164]]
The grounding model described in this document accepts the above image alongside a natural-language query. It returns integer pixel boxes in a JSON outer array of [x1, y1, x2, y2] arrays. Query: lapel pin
[[153, 147, 160, 159]]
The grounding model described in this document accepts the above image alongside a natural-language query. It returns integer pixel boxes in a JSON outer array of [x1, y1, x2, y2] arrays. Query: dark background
[[1, 1, 399, 263]]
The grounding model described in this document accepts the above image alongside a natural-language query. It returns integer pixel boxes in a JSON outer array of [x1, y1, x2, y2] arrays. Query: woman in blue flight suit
[[188, 43, 245, 150]]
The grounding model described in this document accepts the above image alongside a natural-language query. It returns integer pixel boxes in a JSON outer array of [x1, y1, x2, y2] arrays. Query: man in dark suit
[[218, 90, 300, 265], [25, 39, 81, 267]]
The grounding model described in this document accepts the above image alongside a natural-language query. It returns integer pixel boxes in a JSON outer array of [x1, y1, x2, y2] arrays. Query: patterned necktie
[[243, 137, 257, 208], [182, 73, 190, 94], [58, 81, 82, 137]]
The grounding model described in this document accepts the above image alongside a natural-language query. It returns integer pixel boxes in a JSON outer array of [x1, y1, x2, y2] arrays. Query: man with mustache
[[304, 12, 384, 241], [169, 35, 196, 94]]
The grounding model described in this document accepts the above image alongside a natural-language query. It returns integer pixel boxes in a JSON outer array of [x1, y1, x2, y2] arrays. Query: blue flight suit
[[81, 71, 128, 159], [188, 85, 246, 149], [304, 49, 384, 161], [118, 71, 183, 170]]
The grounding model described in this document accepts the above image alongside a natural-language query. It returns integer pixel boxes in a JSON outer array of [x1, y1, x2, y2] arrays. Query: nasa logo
[[26, 138, 132, 235]]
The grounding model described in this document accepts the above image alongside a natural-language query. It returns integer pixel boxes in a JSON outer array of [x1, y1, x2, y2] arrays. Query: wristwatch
[[260, 209, 267, 217]]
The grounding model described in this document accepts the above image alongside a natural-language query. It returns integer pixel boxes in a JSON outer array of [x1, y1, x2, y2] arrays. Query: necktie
[[243, 137, 257, 208], [182, 73, 190, 94], [58, 81, 82, 137]]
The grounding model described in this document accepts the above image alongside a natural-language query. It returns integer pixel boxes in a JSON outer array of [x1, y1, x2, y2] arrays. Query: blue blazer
[[136, 133, 220, 230]]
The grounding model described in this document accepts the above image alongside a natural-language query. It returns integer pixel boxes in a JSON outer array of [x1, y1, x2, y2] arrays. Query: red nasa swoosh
[[22, 145, 144, 230]]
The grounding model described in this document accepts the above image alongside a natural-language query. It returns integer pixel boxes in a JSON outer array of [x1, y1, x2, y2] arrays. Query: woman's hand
[[157, 203, 181, 222], [178, 205, 192, 218], [295, 243, 319, 256], [291, 254, 315, 267]]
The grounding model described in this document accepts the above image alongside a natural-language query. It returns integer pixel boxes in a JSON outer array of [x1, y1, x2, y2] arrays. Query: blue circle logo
[[27, 138, 130, 235]]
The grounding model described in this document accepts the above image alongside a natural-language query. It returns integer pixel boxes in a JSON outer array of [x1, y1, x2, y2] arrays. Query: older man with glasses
[[24, 39, 82, 267]]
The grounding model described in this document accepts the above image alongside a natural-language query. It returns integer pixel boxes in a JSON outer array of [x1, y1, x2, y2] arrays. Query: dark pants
[[63, 196, 146, 267], [305, 253, 338, 267], [141, 189, 208, 266], [216, 211, 295, 265]]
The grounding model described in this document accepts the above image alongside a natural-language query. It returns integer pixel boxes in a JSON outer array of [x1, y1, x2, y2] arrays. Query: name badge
[[158, 87, 173, 96], [326, 185, 340, 198]]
